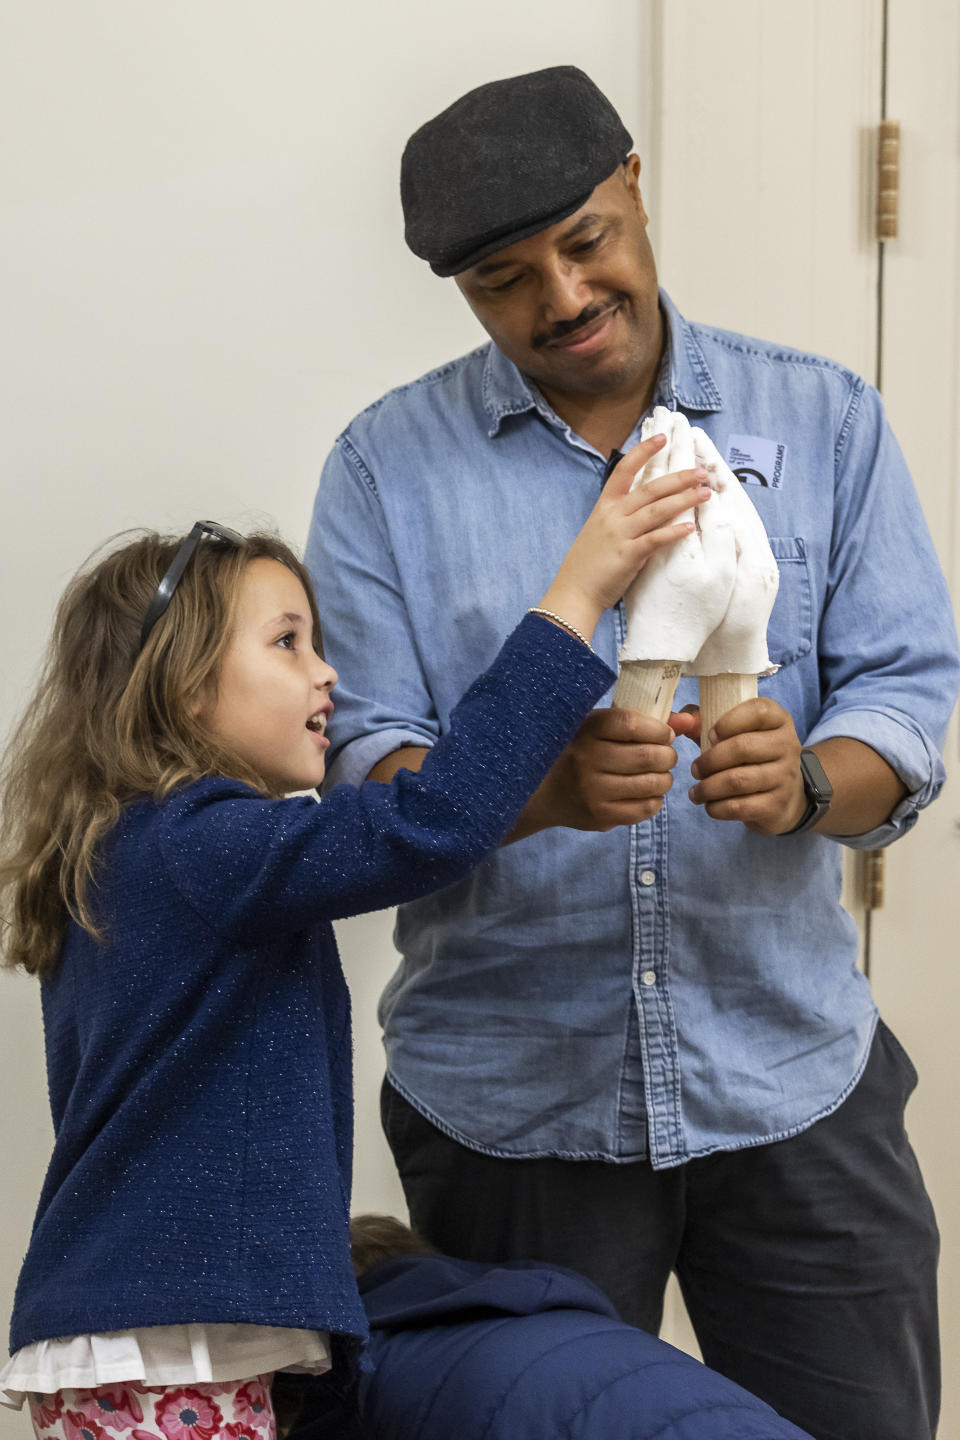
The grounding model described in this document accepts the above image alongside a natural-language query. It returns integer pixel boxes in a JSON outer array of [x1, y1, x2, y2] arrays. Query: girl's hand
[[537, 433, 713, 644]]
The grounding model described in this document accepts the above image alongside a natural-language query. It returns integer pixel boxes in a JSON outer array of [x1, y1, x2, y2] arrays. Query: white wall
[[0, 5, 648, 1431]]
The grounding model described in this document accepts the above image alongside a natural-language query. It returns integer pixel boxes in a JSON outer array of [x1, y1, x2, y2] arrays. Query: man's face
[[455, 155, 662, 410]]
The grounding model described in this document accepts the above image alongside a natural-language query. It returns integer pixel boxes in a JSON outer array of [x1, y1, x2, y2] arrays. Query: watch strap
[[780, 748, 833, 835]]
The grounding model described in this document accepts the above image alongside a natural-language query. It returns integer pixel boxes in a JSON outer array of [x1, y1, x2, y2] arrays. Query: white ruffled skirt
[[0, 1325, 330, 1408]]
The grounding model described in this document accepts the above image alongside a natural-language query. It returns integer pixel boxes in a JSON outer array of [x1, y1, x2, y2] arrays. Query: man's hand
[[509, 708, 679, 841], [688, 698, 806, 835]]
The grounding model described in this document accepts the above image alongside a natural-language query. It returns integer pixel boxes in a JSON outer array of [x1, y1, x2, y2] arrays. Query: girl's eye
[[277, 631, 296, 650]]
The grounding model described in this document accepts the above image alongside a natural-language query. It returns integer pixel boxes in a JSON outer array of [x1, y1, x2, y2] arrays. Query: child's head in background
[[1, 523, 335, 977]]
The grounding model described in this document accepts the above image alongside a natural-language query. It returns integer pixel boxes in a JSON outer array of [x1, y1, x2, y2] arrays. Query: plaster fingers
[[697, 673, 757, 752], [687, 431, 780, 749], [617, 409, 737, 709], [614, 408, 695, 714], [688, 428, 780, 679], [613, 659, 682, 718], [625, 404, 691, 491]]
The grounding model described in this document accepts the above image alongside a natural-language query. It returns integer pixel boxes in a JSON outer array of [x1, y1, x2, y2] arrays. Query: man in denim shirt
[[307, 68, 959, 1440]]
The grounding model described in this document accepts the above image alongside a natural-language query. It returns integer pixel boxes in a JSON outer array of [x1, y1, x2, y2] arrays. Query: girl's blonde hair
[[0, 528, 322, 977]]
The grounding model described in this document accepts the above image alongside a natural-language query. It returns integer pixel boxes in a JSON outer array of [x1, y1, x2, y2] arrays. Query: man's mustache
[[532, 298, 621, 350]]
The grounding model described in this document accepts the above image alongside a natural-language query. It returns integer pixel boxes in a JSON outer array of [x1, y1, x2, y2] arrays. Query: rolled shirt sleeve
[[804, 381, 959, 847], [159, 616, 615, 938]]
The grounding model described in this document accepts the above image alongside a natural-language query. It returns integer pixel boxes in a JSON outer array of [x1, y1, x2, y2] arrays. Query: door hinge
[[862, 849, 886, 910], [877, 120, 900, 241]]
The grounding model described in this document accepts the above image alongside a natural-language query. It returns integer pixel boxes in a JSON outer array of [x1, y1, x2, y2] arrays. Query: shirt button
[[641, 970, 657, 987], [640, 869, 656, 886]]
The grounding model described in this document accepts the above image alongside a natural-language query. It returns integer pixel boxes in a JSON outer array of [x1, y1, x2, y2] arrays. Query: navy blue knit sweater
[[9, 615, 614, 1354]]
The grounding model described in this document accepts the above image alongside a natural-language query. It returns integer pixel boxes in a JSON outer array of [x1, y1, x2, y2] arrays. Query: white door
[[869, 4, 960, 1436], [644, 8, 959, 1433]]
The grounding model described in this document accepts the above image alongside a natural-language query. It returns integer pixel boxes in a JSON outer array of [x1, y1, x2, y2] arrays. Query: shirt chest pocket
[[765, 536, 813, 668]]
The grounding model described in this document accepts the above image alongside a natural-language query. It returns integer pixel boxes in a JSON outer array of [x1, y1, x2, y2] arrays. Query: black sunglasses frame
[[139, 520, 245, 651]]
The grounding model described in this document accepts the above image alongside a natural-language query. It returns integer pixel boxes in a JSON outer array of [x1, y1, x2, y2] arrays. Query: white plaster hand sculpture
[[612, 408, 779, 749], [689, 428, 780, 746]]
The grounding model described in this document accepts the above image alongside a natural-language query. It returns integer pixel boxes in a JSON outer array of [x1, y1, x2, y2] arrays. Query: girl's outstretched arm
[[158, 615, 613, 936], [159, 435, 710, 938]]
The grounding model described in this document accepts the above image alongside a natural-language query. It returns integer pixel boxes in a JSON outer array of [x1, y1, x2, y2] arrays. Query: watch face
[[800, 749, 833, 804]]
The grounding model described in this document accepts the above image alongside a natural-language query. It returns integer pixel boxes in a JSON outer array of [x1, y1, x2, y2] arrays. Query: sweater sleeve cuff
[[508, 611, 617, 707]]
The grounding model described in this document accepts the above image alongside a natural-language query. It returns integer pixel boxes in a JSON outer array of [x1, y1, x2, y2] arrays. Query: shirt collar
[[481, 288, 724, 438], [481, 344, 540, 437]]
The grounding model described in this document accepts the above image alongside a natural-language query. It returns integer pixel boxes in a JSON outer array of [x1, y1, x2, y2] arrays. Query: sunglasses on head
[[140, 520, 245, 651]]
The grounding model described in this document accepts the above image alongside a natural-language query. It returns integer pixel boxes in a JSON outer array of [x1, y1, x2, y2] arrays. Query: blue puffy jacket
[[283, 1252, 812, 1439]]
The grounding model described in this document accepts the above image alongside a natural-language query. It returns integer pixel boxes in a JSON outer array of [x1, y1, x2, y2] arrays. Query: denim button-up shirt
[[307, 291, 959, 1168]]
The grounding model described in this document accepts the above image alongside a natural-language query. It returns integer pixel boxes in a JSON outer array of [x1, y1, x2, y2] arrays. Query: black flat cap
[[401, 66, 633, 277]]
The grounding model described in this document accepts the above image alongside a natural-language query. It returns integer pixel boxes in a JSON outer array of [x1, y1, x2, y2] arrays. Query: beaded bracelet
[[527, 606, 596, 654]]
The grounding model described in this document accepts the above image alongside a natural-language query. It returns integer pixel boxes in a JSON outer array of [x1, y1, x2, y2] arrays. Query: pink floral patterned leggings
[[28, 1375, 275, 1440]]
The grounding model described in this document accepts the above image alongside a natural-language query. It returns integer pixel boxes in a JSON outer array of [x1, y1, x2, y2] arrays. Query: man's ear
[[622, 153, 648, 225]]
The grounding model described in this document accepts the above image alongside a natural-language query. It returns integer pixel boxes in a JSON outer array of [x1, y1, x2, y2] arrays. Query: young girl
[[0, 435, 708, 1440]]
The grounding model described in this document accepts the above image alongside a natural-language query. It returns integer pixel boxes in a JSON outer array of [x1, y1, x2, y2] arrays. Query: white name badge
[[725, 434, 786, 489]]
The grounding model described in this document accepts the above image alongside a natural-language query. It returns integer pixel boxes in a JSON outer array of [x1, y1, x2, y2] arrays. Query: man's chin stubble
[[534, 351, 646, 400]]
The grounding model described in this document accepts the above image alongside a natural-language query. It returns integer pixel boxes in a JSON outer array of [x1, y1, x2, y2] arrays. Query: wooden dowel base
[[613, 660, 682, 720], [698, 673, 757, 750]]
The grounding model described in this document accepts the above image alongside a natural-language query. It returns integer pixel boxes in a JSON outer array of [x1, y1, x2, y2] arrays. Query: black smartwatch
[[781, 748, 834, 835]]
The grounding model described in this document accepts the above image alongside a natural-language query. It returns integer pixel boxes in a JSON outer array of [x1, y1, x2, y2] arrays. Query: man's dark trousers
[[382, 1020, 939, 1440]]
